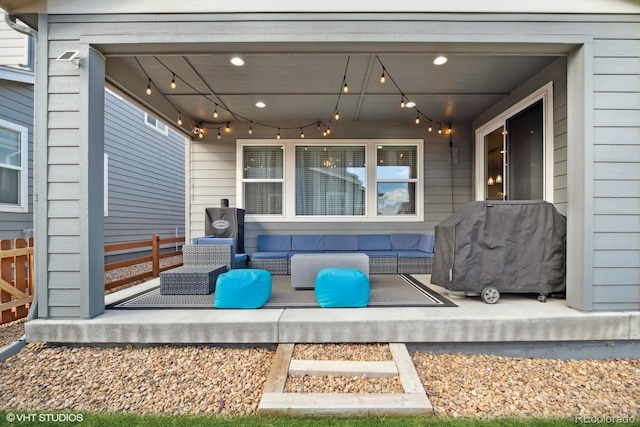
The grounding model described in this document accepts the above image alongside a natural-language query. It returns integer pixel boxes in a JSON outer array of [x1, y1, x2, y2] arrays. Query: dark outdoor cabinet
[[205, 207, 246, 254], [431, 200, 566, 303]]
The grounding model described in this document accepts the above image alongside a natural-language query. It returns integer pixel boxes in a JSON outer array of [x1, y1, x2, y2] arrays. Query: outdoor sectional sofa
[[249, 234, 435, 275]]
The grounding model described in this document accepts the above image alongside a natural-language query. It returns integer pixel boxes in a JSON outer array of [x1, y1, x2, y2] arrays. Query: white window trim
[[237, 139, 423, 222], [144, 113, 169, 136], [0, 118, 28, 213], [474, 81, 554, 202]]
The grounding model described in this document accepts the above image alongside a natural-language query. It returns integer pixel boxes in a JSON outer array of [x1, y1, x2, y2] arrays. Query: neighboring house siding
[[0, 24, 29, 69], [0, 79, 33, 239], [104, 91, 185, 244]]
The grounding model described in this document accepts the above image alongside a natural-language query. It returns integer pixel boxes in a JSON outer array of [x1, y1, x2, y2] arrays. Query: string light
[[438, 124, 442, 134], [226, 123, 231, 133], [248, 122, 253, 135], [415, 113, 420, 125], [146, 79, 152, 95], [380, 71, 386, 83], [323, 128, 327, 137], [177, 116, 183, 126], [198, 129, 204, 139], [335, 111, 340, 121], [276, 128, 281, 139], [217, 129, 221, 139], [213, 105, 219, 119], [343, 82, 349, 93], [326, 127, 331, 135], [300, 128, 305, 138], [428, 122, 433, 132], [170, 74, 176, 89], [400, 97, 405, 108]]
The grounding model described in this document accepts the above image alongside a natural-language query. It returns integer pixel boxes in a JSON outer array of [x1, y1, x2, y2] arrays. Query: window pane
[[376, 145, 416, 180], [243, 146, 283, 179], [0, 128, 21, 167], [0, 167, 19, 204], [377, 182, 416, 215], [244, 182, 282, 215], [506, 99, 544, 200], [295, 146, 365, 216], [485, 127, 505, 200]]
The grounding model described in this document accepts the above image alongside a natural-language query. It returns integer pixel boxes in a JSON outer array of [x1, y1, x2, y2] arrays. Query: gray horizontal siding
[[0, 80, 34, 239], [592, 36, 640, 310], [104, 91, 185, 243]]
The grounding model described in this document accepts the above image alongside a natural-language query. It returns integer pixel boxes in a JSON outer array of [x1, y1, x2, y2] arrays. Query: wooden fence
[[104, 234, 184, 291], [0, 234, 184, 324], [0, 238, 34, 324]]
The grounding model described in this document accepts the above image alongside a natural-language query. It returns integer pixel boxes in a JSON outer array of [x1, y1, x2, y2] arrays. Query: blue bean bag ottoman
[[314, 268, 370, 308], [214, 269, 272, 309]]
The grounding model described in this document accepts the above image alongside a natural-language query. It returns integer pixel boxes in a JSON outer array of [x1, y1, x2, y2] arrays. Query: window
[[0, 119, 28, 213], [475, 82, 554, 202], [144, 113, 169, 136], [237, 139, 423, 222], [376, 145, 418, 216], [242, 145, 284, 215]]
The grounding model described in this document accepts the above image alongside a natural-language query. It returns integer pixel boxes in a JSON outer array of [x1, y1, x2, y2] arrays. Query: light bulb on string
[[170, 74, 176, 89], [217, 129, 221, 140], [326, 127, 331, 135], [225, 124, 231, 133], [380, 71, 386, 83], [428, 121, 433, 132], [177, 116, 183, 126], [276, 129, 281, 140], [335, 111, 340, 121], [400, 97, 405, 108], [415, 113, 420, 125], [343, 82, 349, 93], [438, 124, 442, 134], [198, 129, 204, 139], [248, 122, 253, 135], [213, 106, 219, 119], [300, 128, 305, 139], [317, 122, 321, 131], [146, 79, 152, 95]]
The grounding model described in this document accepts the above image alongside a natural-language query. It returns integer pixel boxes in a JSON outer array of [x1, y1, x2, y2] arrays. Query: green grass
[[0, 412, 598, 427]]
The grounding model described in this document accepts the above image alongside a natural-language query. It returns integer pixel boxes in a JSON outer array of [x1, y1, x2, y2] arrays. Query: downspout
[[0, 13, 40, 362]]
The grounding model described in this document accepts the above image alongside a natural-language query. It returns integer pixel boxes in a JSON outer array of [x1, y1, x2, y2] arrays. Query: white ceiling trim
[[5, 0, 640, 14]]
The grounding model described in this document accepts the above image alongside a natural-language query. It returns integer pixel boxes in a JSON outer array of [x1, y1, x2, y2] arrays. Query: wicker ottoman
[[160, 265, 226, 295]]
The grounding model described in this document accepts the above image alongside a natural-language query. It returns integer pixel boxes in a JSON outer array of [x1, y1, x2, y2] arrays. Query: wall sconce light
[[56, 50, 81, 69]]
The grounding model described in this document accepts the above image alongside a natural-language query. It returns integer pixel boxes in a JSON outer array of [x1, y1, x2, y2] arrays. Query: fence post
[[0, 240, 13, 323], [152, 234, 160, 277]]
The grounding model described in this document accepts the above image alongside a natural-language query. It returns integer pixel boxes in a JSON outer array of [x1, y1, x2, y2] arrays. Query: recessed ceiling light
[[230, 57, 245, 66], [433, 56, 448, 65], [405, 101, 416, 108], [255, 101, 266, 108]]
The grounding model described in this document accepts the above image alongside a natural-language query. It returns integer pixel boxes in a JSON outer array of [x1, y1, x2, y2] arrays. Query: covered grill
[[431, 200, 566, 303]]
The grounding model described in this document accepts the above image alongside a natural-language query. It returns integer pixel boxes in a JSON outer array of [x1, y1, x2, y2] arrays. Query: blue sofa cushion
[[390, 234, 421, 251], [357, 234, 392, 251], [232, 253, 249, 263], [214, 269, 272, 309], [251, 251, 290, 260], [314, 268, 369, 308], [292, 235, 325, 252], [395, 250, 434, 259], [325, 235, 358, 251], [418, 234, 436, 254], [361, 250, 398, 258], [258, 235, 291, 252]]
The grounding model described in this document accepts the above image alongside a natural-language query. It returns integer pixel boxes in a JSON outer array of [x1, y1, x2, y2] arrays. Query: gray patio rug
[[107, 274, 456, 309]]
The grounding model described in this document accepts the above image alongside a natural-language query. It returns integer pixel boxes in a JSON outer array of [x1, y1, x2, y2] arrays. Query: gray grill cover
[[431, 200, 566, 294]]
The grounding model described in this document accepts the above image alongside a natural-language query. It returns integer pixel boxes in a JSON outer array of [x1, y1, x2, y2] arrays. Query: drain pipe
[[3, 13, 37, 39], [0, 297, 37, 362]]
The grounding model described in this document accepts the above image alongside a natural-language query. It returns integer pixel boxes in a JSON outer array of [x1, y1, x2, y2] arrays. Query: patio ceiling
[[104, 44, 560, 139]]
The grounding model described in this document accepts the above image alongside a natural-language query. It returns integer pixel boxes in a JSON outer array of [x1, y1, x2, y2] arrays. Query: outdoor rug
[[106, 274, 456, 309]]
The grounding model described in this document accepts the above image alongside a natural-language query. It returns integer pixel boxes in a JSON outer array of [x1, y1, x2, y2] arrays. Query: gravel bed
[[1, 343, 638, 418], [0, 319, 26, 349], [105, 255, 183, 295]]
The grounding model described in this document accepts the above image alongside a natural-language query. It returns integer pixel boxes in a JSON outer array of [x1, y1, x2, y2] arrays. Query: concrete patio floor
[[25, 275, 640, 358]]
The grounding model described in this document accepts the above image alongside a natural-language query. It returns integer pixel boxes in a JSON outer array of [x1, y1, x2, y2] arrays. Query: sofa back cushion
[[324, 234, 358, 251], [257, 235, 291, 252], [292, 235, 325, 252], [418, 234, 436, 254], [357, 234, 392, 251], [390, 234, 421, 251]]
